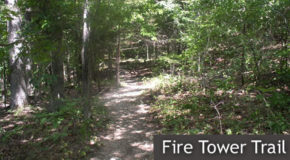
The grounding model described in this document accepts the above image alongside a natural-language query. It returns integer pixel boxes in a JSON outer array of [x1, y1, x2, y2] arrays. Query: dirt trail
[[90, 70, 156, 160]]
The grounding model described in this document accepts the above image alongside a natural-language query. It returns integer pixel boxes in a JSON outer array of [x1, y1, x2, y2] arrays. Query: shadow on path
[[89, 72, 157, 160]]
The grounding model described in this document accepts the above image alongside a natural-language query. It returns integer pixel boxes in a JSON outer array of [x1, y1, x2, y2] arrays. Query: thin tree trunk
[[198, 52, 201, 73], [66, 52, 71, 84], [241, 48, 245, 86], [280, 40, 288, 72], [108, 48, 112, 71], [155, 42, 159, 59], [177, 43, 182, 54], [77, 53, 82, 84], [2, 62, 7, 108], [96, 64, 101, 92], [146, 43, 149, 61], [250, 46, 261, 83], [116, 31, 121, 87], [153, 41, 156, 59], [7, 0, 28, 109], [241, 24, 247, 86]]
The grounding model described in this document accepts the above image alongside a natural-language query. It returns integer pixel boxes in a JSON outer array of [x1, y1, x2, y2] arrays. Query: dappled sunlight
[[90, 75, 158, 159], [101, 78, 157, 107], [130, 141, 153, 152], [113, 128, 126, 140], [143, 74, 173, 90], [0, 97, 109, 159], [0, 105, 42, 136], [2, 0, 288, 159], [136, 104, 150, 114]]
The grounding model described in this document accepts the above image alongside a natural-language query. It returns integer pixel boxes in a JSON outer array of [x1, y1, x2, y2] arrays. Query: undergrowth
[[145, 74, 290, 135], [0, 97, 108, 159]]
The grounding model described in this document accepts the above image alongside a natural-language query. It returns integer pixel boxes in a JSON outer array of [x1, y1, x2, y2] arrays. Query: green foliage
[[266, 112, 288, 134], [1, 1, 289, 159], [1, 98, 108, 159], [141, 0, 289, 136], [0, 1, 10, 66], [147, 73, 289, 135], [269, 92, 290, 111], [159, 55, 180, 65]]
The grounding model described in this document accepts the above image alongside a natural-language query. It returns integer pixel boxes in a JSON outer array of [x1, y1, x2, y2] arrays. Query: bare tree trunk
[[95, 63, 101, 92], [77, 53, 82, 85], [250, 46, 261, 83], [177, 43, 182, 54], [1, 62, 7, 108], [167, 42, 170, 54], [240, 24, 247, 86], [66, 52, 72, 84], [81, 0, 90, 96], [108, 48, 112, 71], [198, 52, 202, 73], [116, 32, 121, 87], [25, 58, 33, 97], [155, 42, 159, 59], [81, 0, 91, 118], [146, 43, 150, 61], [153, 42, 156, 59], [7, 0, 28, 109], [49, 32, 64, 112], [241, 48, 245, 86]]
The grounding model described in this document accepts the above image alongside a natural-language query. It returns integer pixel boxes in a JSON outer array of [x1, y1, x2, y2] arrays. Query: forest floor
[[89, 68, 159, 160]]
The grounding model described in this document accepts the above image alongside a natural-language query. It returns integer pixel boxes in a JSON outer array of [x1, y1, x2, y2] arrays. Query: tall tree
[[50, 30, 65, 111], [7, 0, 28, 109], [81, 0, 91, 117]]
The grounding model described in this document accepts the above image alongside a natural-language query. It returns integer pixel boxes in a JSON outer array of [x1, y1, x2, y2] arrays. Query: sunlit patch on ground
[[90, 72, 159, 160]]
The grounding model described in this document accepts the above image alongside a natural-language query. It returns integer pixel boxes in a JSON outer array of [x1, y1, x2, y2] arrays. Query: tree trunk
[[198, 52, 202, 73], [241, 48, 245, 86], [2, 62, 7, 108], [96, 63, 101, 92], [116, 32, 121, 87], [153, 41, 156, 59], [66, 52, 72, 84], [108, 48, 112, 71], [81, 0, 90, 97], [146, 43, 150, 61], [250, 46, 261, 83], [7, 0, 28, 109], [81, 0, 91, 118], [177, 43, 182, 54], [167, 42, 170, 54], [49, 32, 64, 112], [155, 42, 159, 59], [240, 24, 247, 86]]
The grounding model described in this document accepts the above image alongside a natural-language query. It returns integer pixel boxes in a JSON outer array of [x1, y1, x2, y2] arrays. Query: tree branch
[[211, 101, 224, 135], [0, 40, 21, 47], [121, 47, 139, 51]]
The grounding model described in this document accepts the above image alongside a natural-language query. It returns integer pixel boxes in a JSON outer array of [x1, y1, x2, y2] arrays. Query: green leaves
[[159, 55, 180, 64]]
